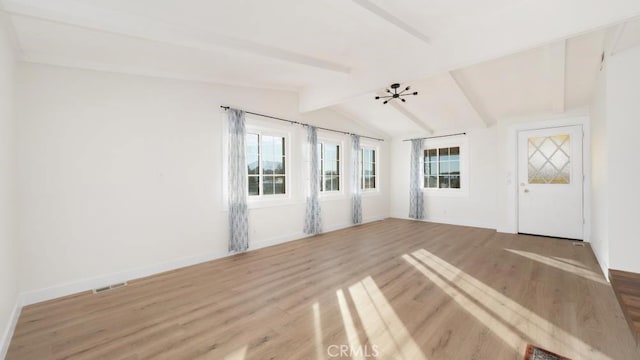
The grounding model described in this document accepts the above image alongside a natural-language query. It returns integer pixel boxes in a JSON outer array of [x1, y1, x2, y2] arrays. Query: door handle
[[524, 189, 530, 193]]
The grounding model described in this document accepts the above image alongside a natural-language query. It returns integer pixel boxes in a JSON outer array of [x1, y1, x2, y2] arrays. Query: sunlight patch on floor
[[224, 345, 247, 360], [336, 289, 364, 360], [312, 302, 324, 360], [410, 249, 611, 360], [550, 256, 589, 269], [402, 254, 525, 354], [506, 249, 606, 284], [349, 276, 428, 360]]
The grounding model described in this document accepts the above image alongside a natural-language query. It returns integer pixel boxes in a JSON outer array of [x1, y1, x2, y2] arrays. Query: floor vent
[[93, 282, 128, 294], [572, 242, 585, 247]]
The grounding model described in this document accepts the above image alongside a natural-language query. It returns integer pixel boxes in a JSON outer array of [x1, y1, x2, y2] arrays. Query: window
[[361, 147, 377, 190], [424, 146, 460, 189], [318, 142, 341, 192], [246, 132, 286, 196]]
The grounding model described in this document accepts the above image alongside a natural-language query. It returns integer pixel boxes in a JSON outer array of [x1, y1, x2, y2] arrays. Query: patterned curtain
[[304, 126, 322, 234], [409, 139, 425, 220], [351, 135, 362, 224], [228, 109, 249, 252]]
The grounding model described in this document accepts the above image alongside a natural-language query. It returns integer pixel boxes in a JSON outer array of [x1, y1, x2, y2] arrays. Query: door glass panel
[[528, 134, 570, 184]]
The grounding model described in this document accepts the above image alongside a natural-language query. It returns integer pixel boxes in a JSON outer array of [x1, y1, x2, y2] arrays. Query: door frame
[[504, 115, 591, 242]]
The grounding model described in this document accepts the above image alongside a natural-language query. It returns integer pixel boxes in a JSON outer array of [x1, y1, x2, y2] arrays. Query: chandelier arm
[[376, 83, 418, 104]]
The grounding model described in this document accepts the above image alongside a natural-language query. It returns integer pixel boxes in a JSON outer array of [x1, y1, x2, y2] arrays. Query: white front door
[[517, 125, 583, 239]]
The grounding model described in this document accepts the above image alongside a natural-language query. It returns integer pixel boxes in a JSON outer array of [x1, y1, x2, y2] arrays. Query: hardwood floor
[[6, 219, 639, 359], [610, 269, 640, 350]]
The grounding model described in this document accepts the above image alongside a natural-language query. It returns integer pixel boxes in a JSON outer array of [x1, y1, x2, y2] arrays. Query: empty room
[[2, 0, 640, 359]]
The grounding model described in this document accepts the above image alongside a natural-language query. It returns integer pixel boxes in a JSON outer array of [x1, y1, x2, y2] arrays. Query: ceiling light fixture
[[375, 83, 418, 104]]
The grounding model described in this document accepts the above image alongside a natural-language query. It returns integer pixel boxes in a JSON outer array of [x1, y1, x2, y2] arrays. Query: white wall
[[389, 109, 591, 237], [603, 45, 640, 274], [16, 63, 389, 302], [0, 13, 19, 358], [389, 128, 497, 229], [590, 62, 609, 276], [493, 110, 590, 235]]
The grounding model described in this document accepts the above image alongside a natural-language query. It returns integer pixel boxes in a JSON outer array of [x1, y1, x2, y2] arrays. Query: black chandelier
[[375, 83, 418, 104]]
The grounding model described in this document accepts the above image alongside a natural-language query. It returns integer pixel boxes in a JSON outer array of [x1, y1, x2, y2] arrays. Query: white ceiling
[[3, 0, 640, 137]]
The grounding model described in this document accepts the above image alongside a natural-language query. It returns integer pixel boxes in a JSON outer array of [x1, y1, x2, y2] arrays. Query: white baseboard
[[0, 298, 22, 359], [391, 214, 496, 230], [20, 250, 227, 306], [250, 215, 386, 251], [19, 216, 388, 307]]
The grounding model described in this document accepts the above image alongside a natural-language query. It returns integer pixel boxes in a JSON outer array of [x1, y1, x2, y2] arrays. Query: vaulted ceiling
[[3, 0, 640, 137]]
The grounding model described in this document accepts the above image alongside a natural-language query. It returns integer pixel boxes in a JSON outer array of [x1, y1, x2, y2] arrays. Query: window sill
[[422, 189, 468, 198], [361, 190, 381, 197], [247, 196, 298, 209], [319, 192, 347, 201]]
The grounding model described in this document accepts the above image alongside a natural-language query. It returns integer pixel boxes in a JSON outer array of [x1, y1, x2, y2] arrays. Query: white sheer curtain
[[228, 108, 249, 252], [409, 139, 425, 219], [351, 135, 362, 224], [304, 126, 322, 234]]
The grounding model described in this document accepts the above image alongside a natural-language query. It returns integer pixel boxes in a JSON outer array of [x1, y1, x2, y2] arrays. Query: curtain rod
[[220, 106, 384, 142], [403, 132, 466, 142]]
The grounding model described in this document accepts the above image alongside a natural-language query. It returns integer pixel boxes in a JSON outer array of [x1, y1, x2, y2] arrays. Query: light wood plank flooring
[[610, 269, 640, 351], [7, 219, 639, 359]]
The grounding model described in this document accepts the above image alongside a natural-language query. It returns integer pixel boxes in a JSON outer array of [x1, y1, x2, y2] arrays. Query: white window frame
[[317, 136, 345, 198], [360, 143, 379, 193], [422, 136, 468, 196], [245, 123, 292, 205]]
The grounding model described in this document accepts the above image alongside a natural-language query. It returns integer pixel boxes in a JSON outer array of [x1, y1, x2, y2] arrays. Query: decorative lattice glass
[[528, 134, 570, 184]]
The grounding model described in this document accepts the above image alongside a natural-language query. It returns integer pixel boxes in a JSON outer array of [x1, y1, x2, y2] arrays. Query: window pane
[[248, 176, 260, 196], [262, 135, 274, 159], [439, 161, 450, 175], [428, 176, 437, 188], [263, 176, 275, 195], [449, 160, 460, 175], [247, 154, 259, 175], [449, 147, 460, 161], [274, 137, 284, 157], [326, 144, 337, 161], [275, 156, 285, 175], [360, 148, 377, 190], [439, 148, 449, 161], [439, 176, 450, 188], [325, 175, 339, 191], [246, 133, 259, 155], [528, 135, 570, 184], [265, 137, 279, 169], [427, 149, 437, 161], [274, 176, 285, 194], [429, 161, 437, 175], [450, 176, 460, 189], [424, 176, 429, 188]]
